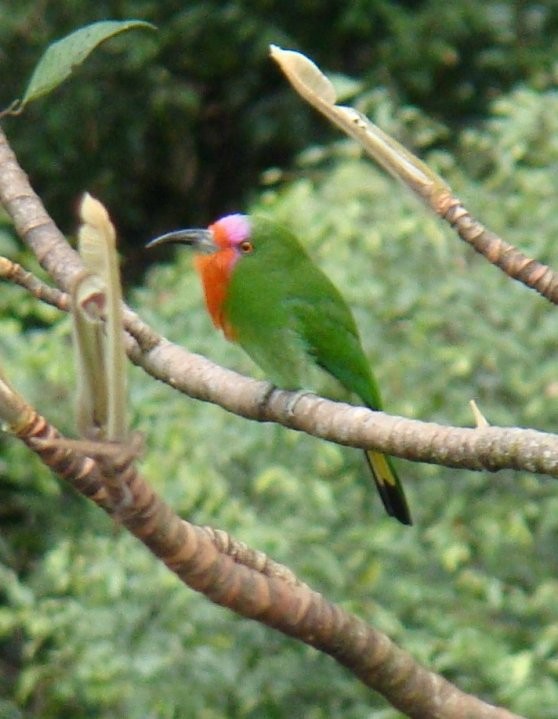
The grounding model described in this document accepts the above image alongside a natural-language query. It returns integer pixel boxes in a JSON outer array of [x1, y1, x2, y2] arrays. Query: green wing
[[288, 292, 383, 408]]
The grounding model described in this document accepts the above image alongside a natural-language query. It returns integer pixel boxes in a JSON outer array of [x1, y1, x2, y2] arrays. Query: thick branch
[[0, 128, 84, 286], [134, 337, 558, 476], [2, 391, 522, 719]]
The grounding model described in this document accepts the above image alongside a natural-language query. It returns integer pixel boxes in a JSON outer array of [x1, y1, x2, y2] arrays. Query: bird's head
[[146, 213, 254, 263], [147, 214, 259, 338]]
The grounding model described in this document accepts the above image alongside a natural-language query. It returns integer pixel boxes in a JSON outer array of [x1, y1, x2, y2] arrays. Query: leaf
[[15, 20, 156, 112]]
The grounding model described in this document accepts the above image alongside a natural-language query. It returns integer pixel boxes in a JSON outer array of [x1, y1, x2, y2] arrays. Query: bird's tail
[[364, 450, 412, 525]]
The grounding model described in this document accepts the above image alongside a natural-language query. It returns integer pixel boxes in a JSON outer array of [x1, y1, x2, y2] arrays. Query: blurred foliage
[[0, 0, 557, 269], [2, 3, 558, 718]]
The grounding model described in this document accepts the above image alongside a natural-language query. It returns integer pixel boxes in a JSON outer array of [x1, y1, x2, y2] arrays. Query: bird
[[147, 213, 412, 525]]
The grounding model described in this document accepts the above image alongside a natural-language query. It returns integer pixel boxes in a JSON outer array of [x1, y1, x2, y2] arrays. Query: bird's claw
[[285, 389, 316, 418], [256, 382, 278, 419]]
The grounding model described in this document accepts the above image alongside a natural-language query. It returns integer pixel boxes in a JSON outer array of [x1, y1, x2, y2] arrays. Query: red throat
[[194, 223, 237, 340]]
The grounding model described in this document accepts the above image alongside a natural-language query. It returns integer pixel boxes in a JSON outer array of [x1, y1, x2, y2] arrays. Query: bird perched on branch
[[147, 213, 411, 525]]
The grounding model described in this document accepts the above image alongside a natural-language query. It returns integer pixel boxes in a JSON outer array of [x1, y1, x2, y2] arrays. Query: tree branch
[[0, 374, 524, 719], [437, 193, 558, 304]]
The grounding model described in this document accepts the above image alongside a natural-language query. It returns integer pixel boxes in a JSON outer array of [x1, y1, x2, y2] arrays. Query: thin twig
[[437, 193, 558, 304], [0, 255, 70, 310]]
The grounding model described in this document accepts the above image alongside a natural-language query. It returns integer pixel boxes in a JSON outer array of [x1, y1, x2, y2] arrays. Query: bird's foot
[[285, 389, 317, 418], [256, 384, 316, 420], [256, 382, 278, 419]]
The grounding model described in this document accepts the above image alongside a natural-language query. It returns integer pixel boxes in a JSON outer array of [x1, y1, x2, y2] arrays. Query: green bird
[[147, 214, 412, 525]]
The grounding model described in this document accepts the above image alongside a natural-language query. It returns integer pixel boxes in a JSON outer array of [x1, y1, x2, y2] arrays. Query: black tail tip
[[382, 491, 412, 525], [391, 507, 413, 526]]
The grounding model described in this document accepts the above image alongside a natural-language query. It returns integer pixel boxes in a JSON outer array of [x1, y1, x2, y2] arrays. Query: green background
[[1, 2, 558, 717]]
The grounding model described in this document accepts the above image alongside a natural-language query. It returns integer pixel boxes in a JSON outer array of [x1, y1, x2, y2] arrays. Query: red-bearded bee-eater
[[147, 214, 412, 525]]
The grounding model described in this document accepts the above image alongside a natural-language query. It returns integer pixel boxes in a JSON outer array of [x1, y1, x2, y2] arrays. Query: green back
[[224, 216, 383, 409]]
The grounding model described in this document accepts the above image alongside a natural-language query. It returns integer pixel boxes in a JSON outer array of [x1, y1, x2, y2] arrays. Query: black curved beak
[[146, 228, 217, 254]]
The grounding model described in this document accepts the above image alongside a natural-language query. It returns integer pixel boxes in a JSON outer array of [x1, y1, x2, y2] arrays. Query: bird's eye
[[239, 240, 253, 253]]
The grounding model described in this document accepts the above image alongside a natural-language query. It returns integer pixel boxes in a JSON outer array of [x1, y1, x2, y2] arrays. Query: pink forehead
[[213, 213, 251, 247]]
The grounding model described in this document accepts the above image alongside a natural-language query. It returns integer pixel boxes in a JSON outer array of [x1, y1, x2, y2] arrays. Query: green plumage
[[225, 217, 412, 525]]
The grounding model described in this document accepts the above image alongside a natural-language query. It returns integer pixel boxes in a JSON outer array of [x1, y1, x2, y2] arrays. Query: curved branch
[[0, 138, 84, 286], [134, 336, 558, 476], [0, 380, 523, 719]]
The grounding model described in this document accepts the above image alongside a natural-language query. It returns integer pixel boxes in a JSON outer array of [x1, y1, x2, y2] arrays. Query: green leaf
[[15, 20, 156, 111]]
